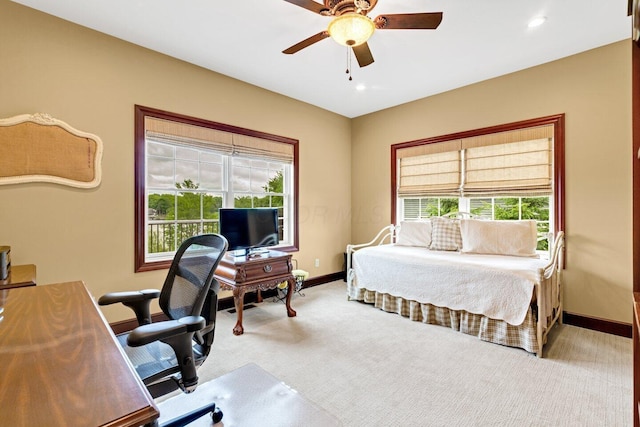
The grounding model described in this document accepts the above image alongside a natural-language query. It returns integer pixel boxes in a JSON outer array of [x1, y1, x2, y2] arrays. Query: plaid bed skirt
[[349, 287, 539, 354]]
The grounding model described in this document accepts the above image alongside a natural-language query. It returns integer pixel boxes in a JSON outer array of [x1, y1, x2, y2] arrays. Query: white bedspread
[[351, 245, 548, 326]]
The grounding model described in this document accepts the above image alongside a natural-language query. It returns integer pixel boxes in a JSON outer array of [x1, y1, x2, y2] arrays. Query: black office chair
[[99, 234, 228, 427]]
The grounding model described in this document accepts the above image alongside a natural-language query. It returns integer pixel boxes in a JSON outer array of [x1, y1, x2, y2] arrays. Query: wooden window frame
[[391, 114, 565, 236], [134, 105, 299, 272]]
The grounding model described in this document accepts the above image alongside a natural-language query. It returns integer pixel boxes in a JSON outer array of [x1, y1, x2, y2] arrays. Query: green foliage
[[235, 170, 284, 209], [176, 191, 201, 220], [203, 195, 223, 219], [440, 199, 459, 216], [175, 179, 199, 190], [148, 194, 174, 217], [491, 197, 549, 221], [234, 196, 253, 208], [422, 198, 459, 217], [148, 172, 284, 253], [267, 170, 283, 193]]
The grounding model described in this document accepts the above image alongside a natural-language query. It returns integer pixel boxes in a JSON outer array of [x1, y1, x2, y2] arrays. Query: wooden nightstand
[[0, 264, 37, 289]]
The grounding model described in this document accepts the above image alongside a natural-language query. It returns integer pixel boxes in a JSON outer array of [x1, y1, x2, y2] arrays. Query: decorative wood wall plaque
[[0, 113, 103, 188]]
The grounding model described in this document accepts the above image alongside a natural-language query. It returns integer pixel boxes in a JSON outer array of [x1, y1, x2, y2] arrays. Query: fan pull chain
[[346, 47, 353, 81]]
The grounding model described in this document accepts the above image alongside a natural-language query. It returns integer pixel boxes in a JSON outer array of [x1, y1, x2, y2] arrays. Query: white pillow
[[429, 217, 462, 251], [396, 220, 432, 247], [460, 219, 538, 257]]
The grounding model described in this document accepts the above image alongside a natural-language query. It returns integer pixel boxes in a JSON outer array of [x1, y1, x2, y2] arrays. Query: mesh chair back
[[159, 234, 228, 321]]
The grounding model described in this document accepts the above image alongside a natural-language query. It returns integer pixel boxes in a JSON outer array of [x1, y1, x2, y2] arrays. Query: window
[[135, 106, 299, 272], [402, 197, 459, 219], [392, 115, 565, 250], [401, 196, 550, 250]]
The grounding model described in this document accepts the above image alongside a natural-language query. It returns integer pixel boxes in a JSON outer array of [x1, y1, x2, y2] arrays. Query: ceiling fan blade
[[352, 42, 374, 67], [283, 31, 330, 54], [283, 0, 330, 15], [374, 12, 443, 30]]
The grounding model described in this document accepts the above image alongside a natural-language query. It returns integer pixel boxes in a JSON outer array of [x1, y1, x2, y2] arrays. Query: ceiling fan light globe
[[327, 13, 375, 47], [528, 16, 547, 28]]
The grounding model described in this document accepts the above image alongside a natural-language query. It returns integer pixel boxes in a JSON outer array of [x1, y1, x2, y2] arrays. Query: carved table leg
[[285, 277, 297, 318], [233, 287, 246, 335]]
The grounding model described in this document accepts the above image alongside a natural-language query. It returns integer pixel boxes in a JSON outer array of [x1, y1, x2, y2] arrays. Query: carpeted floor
[[161, 280, 632, 426]]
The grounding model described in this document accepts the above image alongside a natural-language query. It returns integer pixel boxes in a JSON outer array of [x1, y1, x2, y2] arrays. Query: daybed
[[346, 216, 565, 357]]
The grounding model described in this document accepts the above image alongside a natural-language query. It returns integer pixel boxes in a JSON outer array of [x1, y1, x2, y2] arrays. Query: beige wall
[[0, 2, 352, 322], [352, 40, 632, 323]]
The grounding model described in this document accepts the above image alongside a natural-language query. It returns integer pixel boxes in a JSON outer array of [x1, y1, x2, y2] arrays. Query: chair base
[[149, 401, 222, 427]]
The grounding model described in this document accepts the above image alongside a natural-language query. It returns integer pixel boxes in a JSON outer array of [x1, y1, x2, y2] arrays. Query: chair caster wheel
[[211, 407, 223, 424]]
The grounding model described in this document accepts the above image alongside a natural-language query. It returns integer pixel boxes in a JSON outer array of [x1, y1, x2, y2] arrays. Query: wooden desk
[[215, 250, 296, 335], [0, 263, 36, 289], [0, 281, 159, 426]]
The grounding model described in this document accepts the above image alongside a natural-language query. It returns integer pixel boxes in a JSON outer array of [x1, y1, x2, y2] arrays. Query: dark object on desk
[[99, 234, 228, 427], [0, 245, 10, 280]]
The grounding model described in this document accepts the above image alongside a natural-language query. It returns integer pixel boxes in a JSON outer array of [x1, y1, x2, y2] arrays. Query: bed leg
[[536, 282, 545, 358], [558, 303, 564, 325], [536, 325, 544, 358]]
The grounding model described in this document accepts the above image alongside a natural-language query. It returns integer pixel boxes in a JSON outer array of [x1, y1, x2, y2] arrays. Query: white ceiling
[[12, 0, 632, 118]]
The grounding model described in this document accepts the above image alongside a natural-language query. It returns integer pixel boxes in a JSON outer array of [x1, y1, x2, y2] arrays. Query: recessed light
[[528, 16, 547, 28], [356, 84, 366, 91]]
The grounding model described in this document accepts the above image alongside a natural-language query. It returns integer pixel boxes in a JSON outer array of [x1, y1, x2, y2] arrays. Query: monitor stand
[[229, 248, 270, 259]]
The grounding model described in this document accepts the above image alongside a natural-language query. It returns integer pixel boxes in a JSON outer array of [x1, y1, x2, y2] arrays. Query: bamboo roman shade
[[145, 117, 294, 162], [398, 149, 461, 197], [397, 125, 553, 198], [464, 138, 552, 196]]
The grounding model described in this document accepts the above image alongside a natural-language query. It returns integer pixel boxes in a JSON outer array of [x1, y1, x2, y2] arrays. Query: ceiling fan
[[282, 0, 443, 68]]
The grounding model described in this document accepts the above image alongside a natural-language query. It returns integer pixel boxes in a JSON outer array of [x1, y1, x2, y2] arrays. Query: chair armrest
[[127, 316, 206, 347], [97, 289, 160, 326], [98, 289, 160, 305]]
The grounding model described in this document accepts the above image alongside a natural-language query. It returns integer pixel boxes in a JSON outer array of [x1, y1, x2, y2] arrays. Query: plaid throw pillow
[[429, 217, 462, 251]]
